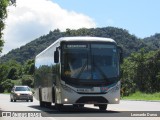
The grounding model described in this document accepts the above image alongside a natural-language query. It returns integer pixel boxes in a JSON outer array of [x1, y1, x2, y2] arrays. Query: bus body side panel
[[34, 41, 60, 103]]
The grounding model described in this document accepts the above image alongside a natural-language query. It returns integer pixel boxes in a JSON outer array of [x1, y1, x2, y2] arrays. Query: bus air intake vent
[[76, 96, 108, 104]]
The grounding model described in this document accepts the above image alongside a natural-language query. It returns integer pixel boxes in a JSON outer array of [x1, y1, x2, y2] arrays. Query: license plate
[[77, 88, 94, 92]]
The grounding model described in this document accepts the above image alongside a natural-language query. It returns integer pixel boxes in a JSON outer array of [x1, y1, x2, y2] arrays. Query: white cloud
[[2, 0, 96, 55]]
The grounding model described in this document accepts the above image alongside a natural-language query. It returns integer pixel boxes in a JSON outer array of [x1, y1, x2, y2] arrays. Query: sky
[[2, 0, 160, 55]]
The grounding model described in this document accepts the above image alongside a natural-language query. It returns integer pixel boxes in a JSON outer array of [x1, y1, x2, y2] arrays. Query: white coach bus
[[34, 37, 123, 110]]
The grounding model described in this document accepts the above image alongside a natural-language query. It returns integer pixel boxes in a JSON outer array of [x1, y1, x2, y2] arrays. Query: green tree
[[7, 67, 18, 80], [21, 75, 34, 88], [121, 58, 136, 96], [0, 0, 16, 54], [6, 60, 21, 79], [0, 63, 8, 81], [23, 59, 34, 75], [146, 50, 160, 92], [0, 60, 21, 92], [0, 63, 8, 92], [121, 49, 160, 95], [1, 79, 14, 92], [130, 49, 147, 92]]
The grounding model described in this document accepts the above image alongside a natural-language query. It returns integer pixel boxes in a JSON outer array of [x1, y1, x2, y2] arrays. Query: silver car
[[10, 86, 33, 102]]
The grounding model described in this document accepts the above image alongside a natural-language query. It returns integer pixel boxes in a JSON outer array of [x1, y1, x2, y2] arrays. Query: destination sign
[[66, 44, 87, 48]]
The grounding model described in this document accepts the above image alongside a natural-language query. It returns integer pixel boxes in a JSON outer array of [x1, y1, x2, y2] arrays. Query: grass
[[122, 91, 160, 101]]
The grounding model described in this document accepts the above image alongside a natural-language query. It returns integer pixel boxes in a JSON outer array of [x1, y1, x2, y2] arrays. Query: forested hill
[[143, 33, 160, 49], [0, 27, 154, 63]]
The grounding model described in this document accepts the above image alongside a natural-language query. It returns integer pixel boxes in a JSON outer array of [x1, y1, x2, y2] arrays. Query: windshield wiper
[[93, 62, 110, 82], [76, 61, 88, 79]]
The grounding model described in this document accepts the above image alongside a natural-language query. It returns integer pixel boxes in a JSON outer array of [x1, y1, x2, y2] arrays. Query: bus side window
[[54, 50, 59, 63]]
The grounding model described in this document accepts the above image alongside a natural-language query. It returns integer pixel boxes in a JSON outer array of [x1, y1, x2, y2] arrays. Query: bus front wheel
[[55, 104, 63, 110], [73, 104, 84, 108], [99, 104, 107, 111]]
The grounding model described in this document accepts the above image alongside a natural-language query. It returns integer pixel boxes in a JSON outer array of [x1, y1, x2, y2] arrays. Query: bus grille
[[76, 96, 108, 104]]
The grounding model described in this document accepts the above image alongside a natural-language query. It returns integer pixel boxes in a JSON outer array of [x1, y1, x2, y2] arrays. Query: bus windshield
[[61, 42, 119, 85]]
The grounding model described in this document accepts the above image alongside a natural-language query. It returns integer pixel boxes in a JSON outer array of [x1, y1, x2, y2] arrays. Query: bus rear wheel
[[40, 101, 45, 107], [45, 102, 51, 108], [99, 104, 107, 111], [39, 89, 46, 107], [40, 101, 51, 107]]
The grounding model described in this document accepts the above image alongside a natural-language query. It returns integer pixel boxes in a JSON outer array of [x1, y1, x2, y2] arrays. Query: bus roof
[[58, 37, 116, 43]]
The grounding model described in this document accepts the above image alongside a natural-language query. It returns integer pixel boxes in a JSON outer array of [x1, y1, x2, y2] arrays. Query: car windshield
[[15, 87, 30, 91], [61, 42, 119, 84]]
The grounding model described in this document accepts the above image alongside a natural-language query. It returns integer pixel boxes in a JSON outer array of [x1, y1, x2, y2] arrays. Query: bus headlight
[[64, 98, 68, 102], [115, 98, 119, 102]]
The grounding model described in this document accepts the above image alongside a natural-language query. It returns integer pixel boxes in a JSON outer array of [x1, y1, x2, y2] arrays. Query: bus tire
[[39, 88, 45, 107], [52, 87, 55, 103], [40, 101, 45, 107], [46, 102, 51, 108], [55, 103, 63, 111], [99, 104, 107, 111], [73, 104, 84, 108]]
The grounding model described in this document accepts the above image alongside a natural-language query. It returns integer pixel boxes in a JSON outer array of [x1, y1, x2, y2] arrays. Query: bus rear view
[[34, 37, 123, 111]]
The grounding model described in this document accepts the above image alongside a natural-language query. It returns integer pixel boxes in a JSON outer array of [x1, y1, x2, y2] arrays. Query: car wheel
[[26, 100, 29, 102], [10, 98, 13, 102], [14, 99, 16, 102], [30, 99, 33, 102]]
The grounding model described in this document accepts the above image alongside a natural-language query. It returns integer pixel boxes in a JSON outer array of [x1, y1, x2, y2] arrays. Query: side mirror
[[118, 46, 123, 64], [54, 50, 59, 63]]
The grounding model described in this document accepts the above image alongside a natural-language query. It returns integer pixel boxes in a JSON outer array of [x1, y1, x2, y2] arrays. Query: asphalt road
[[0, 94, 160, 120]]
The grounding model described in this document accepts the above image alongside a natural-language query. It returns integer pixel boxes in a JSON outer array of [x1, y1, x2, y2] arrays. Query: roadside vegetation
[[121, 49, 160, 96], [0, 59, 34, 93], [122, 91, 160, 101]]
